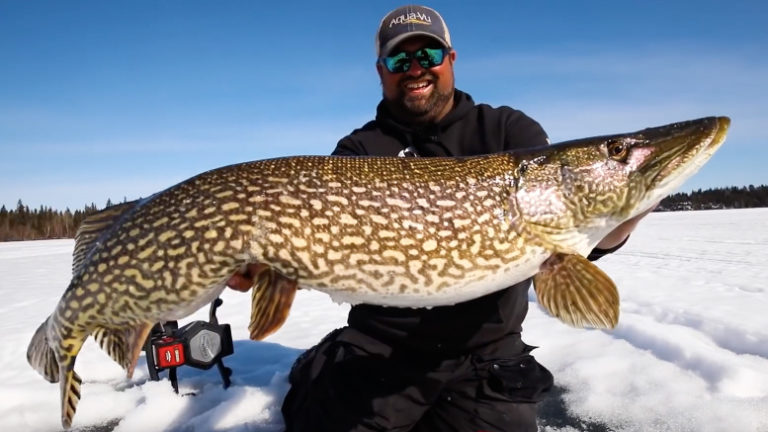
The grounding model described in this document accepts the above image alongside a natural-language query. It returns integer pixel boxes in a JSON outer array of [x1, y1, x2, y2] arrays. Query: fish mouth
[[629, 116, 730, 214]]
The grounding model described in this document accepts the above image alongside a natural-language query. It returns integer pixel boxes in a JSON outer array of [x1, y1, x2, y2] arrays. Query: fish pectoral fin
[[60, 367, 82, 429], [248, 267, 298, 340], [533, 253, 619, 329], [93, 323, 153, 378]]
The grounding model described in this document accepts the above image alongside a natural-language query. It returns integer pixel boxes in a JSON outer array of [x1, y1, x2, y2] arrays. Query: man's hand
[[596, 203, 659, 249], [226, 263, 266, 292]]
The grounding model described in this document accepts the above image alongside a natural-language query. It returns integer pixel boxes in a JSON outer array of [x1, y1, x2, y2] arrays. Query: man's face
[[377, 36, 456, 124]]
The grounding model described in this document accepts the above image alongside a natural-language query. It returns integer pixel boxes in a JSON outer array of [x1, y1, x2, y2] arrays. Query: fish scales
[[27, 116, 730, 428], [56, 154, 541, 335]]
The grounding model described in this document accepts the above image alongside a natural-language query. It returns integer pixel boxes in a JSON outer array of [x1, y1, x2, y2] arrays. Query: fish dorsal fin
[[533, 253, 620, 329], [92, 323, 154, 377], [72, 200, 139, 274], [248, 266, 298, 340]]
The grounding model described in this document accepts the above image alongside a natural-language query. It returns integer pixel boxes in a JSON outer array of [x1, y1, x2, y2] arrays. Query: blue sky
[[1, 0, 766, 210]]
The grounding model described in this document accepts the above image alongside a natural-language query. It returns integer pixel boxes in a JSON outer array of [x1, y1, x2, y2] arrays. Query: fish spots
[[378, 230, 397, 238], [358, 200, 381, 208], [221, 201, 239, 211], [312, 217, 329, 226], [228, 214, 249, 222], [158, 230, 176, 242], [152, 217, 169, 228], [123, 269, 155, 289], [422, 240, 438, 252], [137, 246, 156, 260], [137, 233, 154, 247], [279, 216, 301, 228], [279, 195, 302, 206], [437, 200, 456, 207], [204, 230, 218, 240], [342, 236, 366, 246], [453, 219, 471, 229], [339, 214, 357, 225], [451, 250, 473, 269], [382, 250, 406, 262], [370, 215, 388, 225], [291, 237, 308, 248], [385, 198, 411, 209], [328, 195, 349, 206], [350, 253, 370, 265]]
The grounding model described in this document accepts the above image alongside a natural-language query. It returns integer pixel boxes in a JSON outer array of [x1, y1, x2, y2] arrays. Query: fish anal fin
[[93, 323, 153, 377], [72, 200, 139, 274], [533, 253, 619, 329], [60, 367, 82, 429], [248, 267, 298, 340], [127, 323, 154, 378]]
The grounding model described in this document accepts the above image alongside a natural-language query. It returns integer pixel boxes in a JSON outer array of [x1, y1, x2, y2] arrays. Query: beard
[[384, 73, 454, 124]]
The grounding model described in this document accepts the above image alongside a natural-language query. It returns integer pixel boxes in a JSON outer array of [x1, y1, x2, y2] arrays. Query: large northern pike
[[28, 116, 729, 428]]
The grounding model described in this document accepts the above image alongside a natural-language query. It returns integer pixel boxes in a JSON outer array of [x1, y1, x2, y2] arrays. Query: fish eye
[[606, 139, 629, 162]]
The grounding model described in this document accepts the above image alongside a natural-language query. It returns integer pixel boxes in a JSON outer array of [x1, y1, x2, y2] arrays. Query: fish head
[[514, 116, 730, 253]]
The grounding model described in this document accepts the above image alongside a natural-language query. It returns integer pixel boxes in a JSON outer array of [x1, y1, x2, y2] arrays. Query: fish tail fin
[[27, 317, 59, 383], [60, 366, 82, 429]]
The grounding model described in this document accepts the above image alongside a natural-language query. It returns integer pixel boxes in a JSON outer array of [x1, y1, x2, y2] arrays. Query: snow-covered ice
[[0, 209, 766, 431]]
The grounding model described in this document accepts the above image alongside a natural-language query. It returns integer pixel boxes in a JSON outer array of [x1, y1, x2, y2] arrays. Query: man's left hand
[[596, 203, 659, 249]]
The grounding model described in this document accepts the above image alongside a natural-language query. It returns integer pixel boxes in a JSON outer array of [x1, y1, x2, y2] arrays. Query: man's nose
[[405, 58, 426, 76]]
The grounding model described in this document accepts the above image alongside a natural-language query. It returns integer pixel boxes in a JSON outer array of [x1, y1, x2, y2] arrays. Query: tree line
[[657, 184, 768, 211], [0, 199, 109, 242], [1, 185, 767, 241]]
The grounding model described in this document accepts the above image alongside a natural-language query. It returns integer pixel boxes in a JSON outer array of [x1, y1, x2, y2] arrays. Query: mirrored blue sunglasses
[[379, 47, 449, 74]]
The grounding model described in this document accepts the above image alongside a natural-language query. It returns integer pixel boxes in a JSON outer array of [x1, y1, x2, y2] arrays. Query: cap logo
[[389, 11, 432, 28]]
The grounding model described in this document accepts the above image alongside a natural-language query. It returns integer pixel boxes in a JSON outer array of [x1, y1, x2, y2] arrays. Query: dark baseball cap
[[375, 5, 452, 58]]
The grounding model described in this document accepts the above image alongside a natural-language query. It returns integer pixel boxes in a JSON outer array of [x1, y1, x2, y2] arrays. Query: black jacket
[[332, 90, 547, 357]]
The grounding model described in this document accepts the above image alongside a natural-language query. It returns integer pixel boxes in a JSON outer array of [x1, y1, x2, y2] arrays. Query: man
[[231, 4, 647, 431]]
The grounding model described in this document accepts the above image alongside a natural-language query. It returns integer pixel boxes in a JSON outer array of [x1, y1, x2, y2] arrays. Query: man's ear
[[448, 49, 457, 64], [376, 61, 385, 79]]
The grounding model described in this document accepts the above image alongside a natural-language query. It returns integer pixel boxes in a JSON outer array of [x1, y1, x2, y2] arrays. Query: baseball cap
[[375, 5, 452, 58]]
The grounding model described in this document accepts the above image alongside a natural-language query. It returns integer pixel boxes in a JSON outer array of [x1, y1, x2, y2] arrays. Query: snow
[[0, 208, 766, 432]]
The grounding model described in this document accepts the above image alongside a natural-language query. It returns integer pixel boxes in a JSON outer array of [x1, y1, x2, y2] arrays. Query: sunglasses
[[379, 47, 449, 74]]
